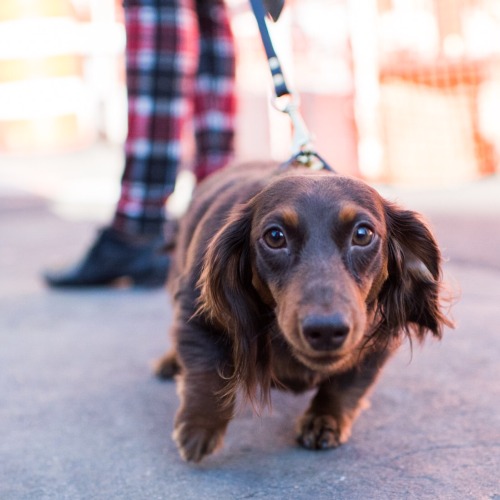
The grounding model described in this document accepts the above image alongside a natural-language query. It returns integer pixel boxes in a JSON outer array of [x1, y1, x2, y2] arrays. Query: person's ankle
[[108, 226, 162, 246]]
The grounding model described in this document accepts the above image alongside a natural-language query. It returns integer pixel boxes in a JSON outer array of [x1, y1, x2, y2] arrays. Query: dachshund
[[155, 161, 452, 462]]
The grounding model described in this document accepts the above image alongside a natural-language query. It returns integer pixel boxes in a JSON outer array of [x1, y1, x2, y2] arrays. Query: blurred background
[[2, 4, 500, 496], [1, 0, 500, 207]]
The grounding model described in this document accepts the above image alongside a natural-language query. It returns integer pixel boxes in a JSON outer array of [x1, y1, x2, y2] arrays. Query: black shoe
[[43, 228, 169, 288]]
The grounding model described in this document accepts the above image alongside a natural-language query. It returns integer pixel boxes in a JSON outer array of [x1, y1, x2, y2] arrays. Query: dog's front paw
[[173, 420, 226, 462], [297, 413, 351, 450]]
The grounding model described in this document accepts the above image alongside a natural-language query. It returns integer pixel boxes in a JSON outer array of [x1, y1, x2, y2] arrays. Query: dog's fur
[[156, 161, 452, 462]]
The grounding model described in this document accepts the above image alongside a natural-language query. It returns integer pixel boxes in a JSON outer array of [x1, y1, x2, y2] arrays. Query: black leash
[[249, 0, 290, 98], [248, 0, 335, 172]]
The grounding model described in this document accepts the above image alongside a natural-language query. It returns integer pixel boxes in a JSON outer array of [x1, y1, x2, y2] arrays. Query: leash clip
[[273, 94, 314, 155], [273, 94, 333, 171]]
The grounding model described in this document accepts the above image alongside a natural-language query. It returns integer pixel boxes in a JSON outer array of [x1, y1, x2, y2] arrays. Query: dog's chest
[[270, 341, 324, 393]]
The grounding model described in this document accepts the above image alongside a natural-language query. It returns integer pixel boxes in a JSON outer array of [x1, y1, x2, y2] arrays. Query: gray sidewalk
[[1, 145, 499, 499]]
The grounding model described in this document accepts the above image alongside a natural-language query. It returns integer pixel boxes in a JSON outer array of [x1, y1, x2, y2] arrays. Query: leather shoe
[[44, 228, 169, 288]]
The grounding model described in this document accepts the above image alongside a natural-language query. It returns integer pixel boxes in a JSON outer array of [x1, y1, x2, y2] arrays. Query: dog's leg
[[167, 316, 235, 462], [297, 349, 390, 450], [173, 369, 235, 462]]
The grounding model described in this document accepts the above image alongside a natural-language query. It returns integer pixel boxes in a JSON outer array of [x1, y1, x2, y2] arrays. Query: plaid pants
[[114, 0, 236, 236]]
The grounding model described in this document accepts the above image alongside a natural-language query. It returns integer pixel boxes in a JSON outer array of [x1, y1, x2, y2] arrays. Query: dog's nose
[[302, 313, 350, 351]]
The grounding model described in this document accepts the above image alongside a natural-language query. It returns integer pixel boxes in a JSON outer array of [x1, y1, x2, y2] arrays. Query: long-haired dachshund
[[155, 161, 452, 462]]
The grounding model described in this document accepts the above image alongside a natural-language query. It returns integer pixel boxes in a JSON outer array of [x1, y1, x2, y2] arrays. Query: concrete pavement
[[1, 144, 499, 499]]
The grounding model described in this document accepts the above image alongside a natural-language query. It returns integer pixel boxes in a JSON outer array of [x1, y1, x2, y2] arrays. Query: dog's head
[[197, 171, 452, 401]]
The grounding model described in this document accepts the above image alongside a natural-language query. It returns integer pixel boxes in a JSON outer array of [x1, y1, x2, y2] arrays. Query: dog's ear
[[197, 201, 272, 406], [198, 202, 260, 329], [378, 203, 452, 341]]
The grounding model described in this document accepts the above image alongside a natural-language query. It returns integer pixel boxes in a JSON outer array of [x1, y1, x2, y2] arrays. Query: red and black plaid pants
[[114, 0, 236, 235]]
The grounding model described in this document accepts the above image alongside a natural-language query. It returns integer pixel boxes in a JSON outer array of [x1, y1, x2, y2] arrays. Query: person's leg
[[192, 0, 236, 182], [114, 0, 199, 236], [44, 0, 199, 287]]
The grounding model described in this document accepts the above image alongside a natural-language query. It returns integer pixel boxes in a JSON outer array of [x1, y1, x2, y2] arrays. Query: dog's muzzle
[[301, 312, 351, 351]]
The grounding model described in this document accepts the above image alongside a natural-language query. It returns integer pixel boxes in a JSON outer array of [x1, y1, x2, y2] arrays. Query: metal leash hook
[[272, 94, 311, 154], [273, 94, 333, 171]]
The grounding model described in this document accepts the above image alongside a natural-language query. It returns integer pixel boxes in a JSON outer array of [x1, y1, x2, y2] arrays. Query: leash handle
[[263, 0, 285, 22]]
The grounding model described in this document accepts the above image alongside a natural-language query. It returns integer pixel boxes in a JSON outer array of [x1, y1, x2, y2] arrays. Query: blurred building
[[0, 0, 499, 186], [0, 0, 125, 153], [375, 0, 500, 184]]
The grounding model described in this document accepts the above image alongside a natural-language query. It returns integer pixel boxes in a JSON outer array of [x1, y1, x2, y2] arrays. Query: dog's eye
[[263, 227, 287, 249], [352, 225, 374, 246]]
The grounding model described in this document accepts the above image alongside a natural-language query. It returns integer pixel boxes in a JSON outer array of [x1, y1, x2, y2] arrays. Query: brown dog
[[156, 161, 452, 462]]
